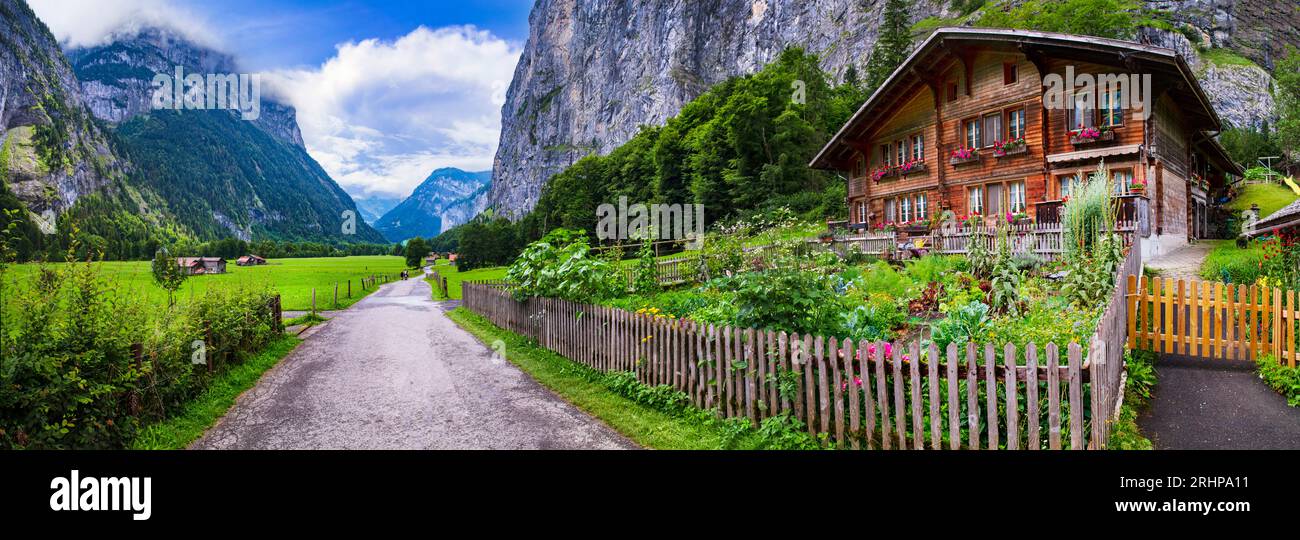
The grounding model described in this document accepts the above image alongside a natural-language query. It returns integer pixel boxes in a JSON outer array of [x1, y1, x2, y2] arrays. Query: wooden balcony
[[1035, 194, 1148, 236]]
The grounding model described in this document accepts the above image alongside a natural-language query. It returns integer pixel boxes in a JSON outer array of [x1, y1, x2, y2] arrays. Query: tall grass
[[1062, 163, 1117, 261]]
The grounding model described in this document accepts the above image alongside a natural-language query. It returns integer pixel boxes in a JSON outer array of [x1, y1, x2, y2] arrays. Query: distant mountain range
[[354, 196, 404, 224], [0, 0, 385, 261], [375, 167, 490, 242]]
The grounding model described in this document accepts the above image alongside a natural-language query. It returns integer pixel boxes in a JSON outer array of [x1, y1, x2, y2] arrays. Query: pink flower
[[854, 376, 863, 387], [867, 344, 877, 356], [884, 343, 893, 357]]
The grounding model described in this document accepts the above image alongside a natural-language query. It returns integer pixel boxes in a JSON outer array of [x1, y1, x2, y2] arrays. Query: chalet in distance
[[176, 257, 226, 275], [810, 28, 1243, 256]]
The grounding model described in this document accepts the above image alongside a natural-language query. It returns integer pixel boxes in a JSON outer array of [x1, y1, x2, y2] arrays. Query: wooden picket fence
[[465, 283, 1139, 449], [1127, 275, 1299, 367], [831, 220, 1137, 261]]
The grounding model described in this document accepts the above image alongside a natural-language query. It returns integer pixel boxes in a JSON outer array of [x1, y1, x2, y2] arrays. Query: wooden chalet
[[810, 28, 1244, 256], [177, 257, 227, 275], [236, 254, 267, 266]]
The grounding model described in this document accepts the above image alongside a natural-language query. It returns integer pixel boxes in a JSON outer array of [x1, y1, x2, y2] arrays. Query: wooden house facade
[[811, 28, 1243, 255]]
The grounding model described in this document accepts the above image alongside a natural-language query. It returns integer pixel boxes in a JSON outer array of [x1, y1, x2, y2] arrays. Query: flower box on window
[[992, 138, 1028, 158], [896, 160, 927, 175], [949, 147, 980, 166], [1069, 126, 1115, 145], [870, 166, 896, 183]]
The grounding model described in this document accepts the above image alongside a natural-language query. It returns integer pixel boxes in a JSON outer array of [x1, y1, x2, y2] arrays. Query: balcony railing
[[1035, 194, 1150, 237]]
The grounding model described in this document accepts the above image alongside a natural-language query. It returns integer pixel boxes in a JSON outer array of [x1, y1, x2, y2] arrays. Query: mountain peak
[[376, 168, 491, 242]]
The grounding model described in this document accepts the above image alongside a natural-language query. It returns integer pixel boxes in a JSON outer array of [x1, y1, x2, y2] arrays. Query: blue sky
[[31, 0, 534, 201]]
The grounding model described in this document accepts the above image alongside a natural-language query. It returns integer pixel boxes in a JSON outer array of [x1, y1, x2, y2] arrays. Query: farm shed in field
[[177, 257, 227, 275], [236, 255, 267, 266]]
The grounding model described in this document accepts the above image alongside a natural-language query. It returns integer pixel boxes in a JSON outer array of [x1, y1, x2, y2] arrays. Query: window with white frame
[[900, 197, 912, 222], [915, 193, 928, 220], [1009, 181, 1026, 213], [1102, 88, 1124, 127], [1113, 169, 1134, 194], [1072, 91, 1095, 129], [1008, 109, 1026, 140], [911, 134, 924, 161], [885, 198, 896, 222], [982, 113, 1002, 147], [895, 140, 906, 165], [857, 201, 866, 224], [880, 144, 891, 167], [964, 119, 980, 148], [968, 186, 984, 215]]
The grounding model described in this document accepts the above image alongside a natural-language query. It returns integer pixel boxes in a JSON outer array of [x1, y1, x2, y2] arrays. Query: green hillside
[[116, 110, 386, 244]]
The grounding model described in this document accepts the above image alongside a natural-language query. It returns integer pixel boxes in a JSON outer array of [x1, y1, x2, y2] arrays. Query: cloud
[[29, 0, 221, 49], [266, 25, 520, 200]]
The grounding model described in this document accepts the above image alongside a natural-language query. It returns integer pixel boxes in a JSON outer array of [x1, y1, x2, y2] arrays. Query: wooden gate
[[1127, 275, 1298, 366]]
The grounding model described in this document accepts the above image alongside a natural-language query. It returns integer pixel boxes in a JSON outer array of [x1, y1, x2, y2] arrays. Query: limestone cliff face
[[489, 0, 957, 217], [490, 0, 1292, 217], [0, 0, 126, 232], [67, 27, 305, 147]]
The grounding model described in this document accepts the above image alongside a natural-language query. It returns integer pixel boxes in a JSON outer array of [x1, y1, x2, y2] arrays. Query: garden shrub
[[0, 257, 280, 449], [1257, 355, 1300, 407], [506, 228, 623, 303], [714, 268, 845, 337]]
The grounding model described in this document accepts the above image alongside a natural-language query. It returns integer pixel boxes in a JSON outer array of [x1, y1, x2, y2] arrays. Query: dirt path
[[191, 276, 636, 450], [1137, 355, 1300, 449]]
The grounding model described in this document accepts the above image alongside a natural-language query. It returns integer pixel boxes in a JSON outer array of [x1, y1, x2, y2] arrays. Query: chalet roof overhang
[[810, 27, 1224, 171]]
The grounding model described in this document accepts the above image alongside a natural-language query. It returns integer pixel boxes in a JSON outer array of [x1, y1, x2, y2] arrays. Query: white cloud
[[267, 25, 519, 200], [29, 0, 221, 49]]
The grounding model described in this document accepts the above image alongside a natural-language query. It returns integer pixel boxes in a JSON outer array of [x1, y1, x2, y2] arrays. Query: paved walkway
[[1143, 242, 1213, 283], [1137, 355, 1300, 449], [192, 277, 636, 450]]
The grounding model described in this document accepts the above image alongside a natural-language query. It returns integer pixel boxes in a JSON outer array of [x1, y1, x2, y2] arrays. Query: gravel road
[[191, 276, 636, 450]]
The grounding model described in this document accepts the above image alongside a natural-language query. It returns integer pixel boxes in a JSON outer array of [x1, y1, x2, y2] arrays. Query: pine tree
[[865, 0, 913, 93]]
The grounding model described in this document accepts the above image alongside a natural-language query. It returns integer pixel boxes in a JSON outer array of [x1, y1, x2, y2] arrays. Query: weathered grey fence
[[463, 283, 1133, 450], [829, 220, 1137, 261]]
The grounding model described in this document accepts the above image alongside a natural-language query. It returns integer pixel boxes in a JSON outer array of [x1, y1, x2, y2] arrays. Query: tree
[[1274, 47, 1300, 160], [865, 0, 913, 93], [151, 247, 186, 306], [976, 0, 1143, 40], [404, 237, 430, 268]]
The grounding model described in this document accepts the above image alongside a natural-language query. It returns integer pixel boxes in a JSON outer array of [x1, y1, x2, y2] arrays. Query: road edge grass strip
[[1108, 349, 1156, 450], [1256, 355, 1300, 408], [447, 307, 819, 450], [131, 336, 304, 450]]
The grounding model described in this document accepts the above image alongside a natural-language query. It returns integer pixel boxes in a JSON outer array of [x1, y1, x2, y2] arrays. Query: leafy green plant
[[1257, 355, 1300, 407], [632, 239, 661, 294], [505, 228, 623, 303], [929, 300, 990, 352], [150, 247, 187, 306]]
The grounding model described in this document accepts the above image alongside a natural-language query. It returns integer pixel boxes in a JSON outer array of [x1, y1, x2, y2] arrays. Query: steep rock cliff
[[490, 0, 958, 217], [490, 0, 1292, 217], [0, 0, 127, 232]]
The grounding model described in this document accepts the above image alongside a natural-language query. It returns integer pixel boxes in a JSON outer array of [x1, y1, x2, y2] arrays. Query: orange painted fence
[[1126, 275, 1298, 367]]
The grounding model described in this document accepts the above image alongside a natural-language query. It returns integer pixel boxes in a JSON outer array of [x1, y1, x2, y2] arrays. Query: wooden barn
[[236, 255, 267, 266], [177, 257, 227, 275]]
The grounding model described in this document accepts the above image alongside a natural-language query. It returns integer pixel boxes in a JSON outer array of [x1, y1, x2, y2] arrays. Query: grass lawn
[[448, 307, 775, 449], [426, 260, 507, 299], [1200, 239, 1268, 283], [4, 255, 409, 311], [1226, 183, 1300, 219], [131, 336, 302, 449]]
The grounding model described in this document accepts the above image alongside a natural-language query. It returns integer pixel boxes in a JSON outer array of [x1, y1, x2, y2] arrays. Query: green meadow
[[2, 255, 409, 312], [426, 259, 508, 299]]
